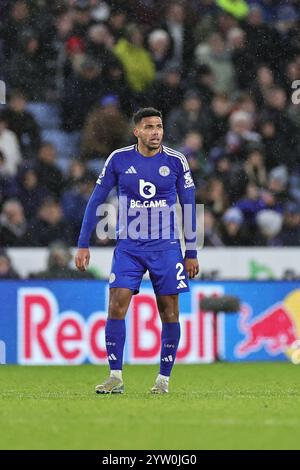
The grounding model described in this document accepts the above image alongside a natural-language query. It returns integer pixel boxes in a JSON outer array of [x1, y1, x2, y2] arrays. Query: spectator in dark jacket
[[86, 23, 116, 68], [16, 166, 49, 218], [0, 90, 40, 159], [160, 1, 195, 75], [165, 90, 211, 147], [61, 56, 104, 131], [147, 29, 172, 74], [28, 198, 74, 247], [0, 0, 31, 60], [220, 207, 250, 246], [0, 249, 20, 279], [6, 29, 49, 101], [34, 143, 65, 198], [0, 199, 29, 246], [278, 202, 300, 246], [62, 170, 95, 236], [70, 0, 94, 38], [149, 63, 184, 119], [101, 58, 134, 116]]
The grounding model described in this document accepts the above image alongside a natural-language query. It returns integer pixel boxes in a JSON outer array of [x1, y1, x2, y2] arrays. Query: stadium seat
[[26, 102, 61, 130], [41, 129, 81, 160]]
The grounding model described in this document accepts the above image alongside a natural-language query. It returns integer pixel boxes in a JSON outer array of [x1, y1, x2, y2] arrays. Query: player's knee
[[108, 299, 127, 319], [160, 308, 179, 323]]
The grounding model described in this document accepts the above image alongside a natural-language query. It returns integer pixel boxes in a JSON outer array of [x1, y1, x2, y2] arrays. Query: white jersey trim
[[105, 145, 135, 167], [97, 145, 135, 184], [163, 146, 189, 172]]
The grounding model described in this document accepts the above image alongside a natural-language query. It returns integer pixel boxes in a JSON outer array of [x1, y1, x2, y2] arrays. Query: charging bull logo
[[236, 289, 300, 360]]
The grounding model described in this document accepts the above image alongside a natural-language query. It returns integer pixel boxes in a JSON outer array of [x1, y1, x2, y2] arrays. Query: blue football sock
[[160, 322, 181, 377], [105, 319, 126, 371]]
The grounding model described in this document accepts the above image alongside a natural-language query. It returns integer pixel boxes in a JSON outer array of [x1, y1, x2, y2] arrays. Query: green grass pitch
[[1, 363, 300, 450]]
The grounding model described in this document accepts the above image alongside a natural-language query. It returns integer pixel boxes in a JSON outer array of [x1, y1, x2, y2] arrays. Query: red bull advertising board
[[0, 280, 300, 364]]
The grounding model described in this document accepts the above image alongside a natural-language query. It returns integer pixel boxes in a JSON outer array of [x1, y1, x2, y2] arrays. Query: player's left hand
[[185, 258, 199, 279]]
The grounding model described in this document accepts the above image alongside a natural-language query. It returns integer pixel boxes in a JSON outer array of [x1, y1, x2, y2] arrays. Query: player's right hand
[[75, 248, 90, 271]]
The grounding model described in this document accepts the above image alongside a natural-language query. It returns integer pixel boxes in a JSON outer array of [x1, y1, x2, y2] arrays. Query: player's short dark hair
[[133, 108, 162, 125]]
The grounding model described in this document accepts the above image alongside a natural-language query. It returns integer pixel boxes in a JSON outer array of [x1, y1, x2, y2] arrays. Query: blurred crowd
[[1, 0, 300, 254]]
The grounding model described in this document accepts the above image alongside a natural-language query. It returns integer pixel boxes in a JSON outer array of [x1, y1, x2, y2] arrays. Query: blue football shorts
[[109, 247, 189, 295]]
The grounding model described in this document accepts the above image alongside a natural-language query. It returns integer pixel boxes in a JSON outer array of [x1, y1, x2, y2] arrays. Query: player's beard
[[144, 137, 162, 151]]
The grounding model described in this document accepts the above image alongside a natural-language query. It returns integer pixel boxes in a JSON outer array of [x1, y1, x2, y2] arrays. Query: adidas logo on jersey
[[177, 280, 187, 289], [125, 166, 137, 174], [162, 355, 173, 362]]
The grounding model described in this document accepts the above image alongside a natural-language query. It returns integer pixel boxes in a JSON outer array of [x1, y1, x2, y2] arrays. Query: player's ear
[[133, 127, 139, 139]]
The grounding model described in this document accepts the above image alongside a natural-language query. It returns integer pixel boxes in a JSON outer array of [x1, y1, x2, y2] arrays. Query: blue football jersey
[[78, 144, 197, 255]]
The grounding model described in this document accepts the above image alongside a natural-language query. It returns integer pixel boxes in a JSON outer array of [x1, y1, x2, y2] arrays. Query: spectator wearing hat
[[60, 32, 86, 94], [65, 35, 86, 57], [267, 165, 291, 208], [90, 0, 110, 23], [220, 207, 250, 246], [81, 94, 129, 160], [70, 0, 94, 39], [225, 110, 261, 162], [255, 209, 283, 246], [0, 250, 20, 279], [147, 29, 172, 74]]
